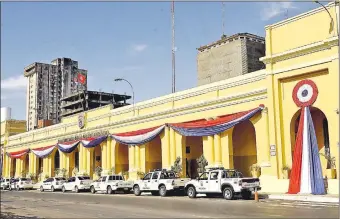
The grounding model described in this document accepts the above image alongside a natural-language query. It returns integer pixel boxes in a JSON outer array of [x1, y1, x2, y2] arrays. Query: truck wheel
[[62, 186, 66, 193], [134, 185, 141, 196], [74, 186, 79, 193], [51, 186, 55, 192], [40, 186, 44, 192], [159, 185, 167, 197], [241, 190, 252, 200], [90, 186, 95, 194], [187, 186, 196, 199], [223, 187, 234, 200], [107, 186, 113, 194]]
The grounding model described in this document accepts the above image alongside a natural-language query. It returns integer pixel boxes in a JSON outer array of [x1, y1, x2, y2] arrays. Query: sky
[[1, 1, 321, 120]]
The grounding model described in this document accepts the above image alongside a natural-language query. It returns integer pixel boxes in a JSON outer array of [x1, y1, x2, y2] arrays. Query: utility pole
[[171, 1, 176, 93], [222, 1, 225, 37]]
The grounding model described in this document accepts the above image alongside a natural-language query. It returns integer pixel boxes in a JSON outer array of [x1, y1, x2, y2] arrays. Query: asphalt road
[[1, 190, 338, 218]]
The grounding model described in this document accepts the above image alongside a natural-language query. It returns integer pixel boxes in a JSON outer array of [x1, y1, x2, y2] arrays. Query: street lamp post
[[114, 78, 135, 116]]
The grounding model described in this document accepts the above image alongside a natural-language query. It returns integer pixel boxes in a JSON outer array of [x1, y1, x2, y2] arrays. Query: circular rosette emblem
[[292, 79, 318, 107]]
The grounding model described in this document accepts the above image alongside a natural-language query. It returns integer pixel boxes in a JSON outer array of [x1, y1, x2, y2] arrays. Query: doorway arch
[[232, 120, 257, 177], [290, 107, 330, 173]]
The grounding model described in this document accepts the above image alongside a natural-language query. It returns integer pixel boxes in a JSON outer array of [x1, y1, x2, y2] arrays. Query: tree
[[196, 155, 208, 174], [171, 157, 182, 177]]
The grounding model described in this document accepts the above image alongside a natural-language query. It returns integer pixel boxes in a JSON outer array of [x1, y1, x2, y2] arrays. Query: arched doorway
[[38, 158, 43, 175], [232, 120, 257, 177], [146, 136, 162, 172], [93, 146, 102, 170], [185, 136, 203, 179], [115, 143, 128, 174], [290, 107, 330, 174]]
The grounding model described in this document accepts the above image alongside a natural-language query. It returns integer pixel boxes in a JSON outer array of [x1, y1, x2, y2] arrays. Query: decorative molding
[[5, 90, 267, 150], [260, 37, 338, 65], [271, 55, 337, 75]]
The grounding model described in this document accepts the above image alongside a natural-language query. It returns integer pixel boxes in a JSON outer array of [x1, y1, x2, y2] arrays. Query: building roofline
[[197, 32, 265, 52], [60, 90, 131, 101]]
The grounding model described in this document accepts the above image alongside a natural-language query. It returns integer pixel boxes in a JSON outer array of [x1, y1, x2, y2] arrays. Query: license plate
[[124, 188, 128, 190], [249, 188, 254, 191], [243, 183, 256, 187]]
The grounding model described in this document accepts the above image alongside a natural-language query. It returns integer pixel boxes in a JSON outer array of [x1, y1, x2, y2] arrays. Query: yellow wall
[[2, 3, 339, 195]]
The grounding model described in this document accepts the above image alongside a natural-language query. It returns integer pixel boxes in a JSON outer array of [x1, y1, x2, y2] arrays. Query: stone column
[[160, 126, 171, 169], [101, 143, 107, 171], [214, 134, 222, 167], [169, 128, 176, 166], [106, 139, 112, 170], [128, 145, 137, 180], [203, 136, 215, 169], [221, 128, 234, 169]]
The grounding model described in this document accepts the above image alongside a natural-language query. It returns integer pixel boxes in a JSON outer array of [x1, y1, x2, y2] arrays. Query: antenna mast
[[171, 1, 176, 93], [222, 1, 225, 37]]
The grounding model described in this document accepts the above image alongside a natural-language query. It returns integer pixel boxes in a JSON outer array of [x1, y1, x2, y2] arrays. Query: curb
[[267, 194, 339, 203]]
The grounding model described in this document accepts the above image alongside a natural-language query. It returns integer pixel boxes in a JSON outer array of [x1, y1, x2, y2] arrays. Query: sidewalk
[[259, 192, 339, 203]]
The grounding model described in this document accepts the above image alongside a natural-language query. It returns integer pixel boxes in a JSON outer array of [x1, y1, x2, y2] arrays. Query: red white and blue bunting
[[168, 105, 264, 137], [57, 141, 80, 153], [288, 79, 325, 195], [81, 136, 108, 148], [111, 125, 165, 146], [31, 145, 56, 158], [6, 149, 30, 159]]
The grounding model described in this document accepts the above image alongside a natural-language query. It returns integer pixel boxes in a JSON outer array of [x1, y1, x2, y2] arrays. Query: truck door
[[196, 172, 209, 192], [141, 173, 152, 191], [208, 171, 220, 192], [150, 172, 159, 190], [100, 176, 107, 190]]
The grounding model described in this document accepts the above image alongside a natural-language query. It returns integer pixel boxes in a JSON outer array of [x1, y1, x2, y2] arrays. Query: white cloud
[[132, 44, 148, 52], [261, 2, 297, 21], [1, 75, 27, 90]]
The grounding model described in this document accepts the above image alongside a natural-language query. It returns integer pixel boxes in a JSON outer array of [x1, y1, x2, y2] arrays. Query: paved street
[[1, 190, 338, 218]]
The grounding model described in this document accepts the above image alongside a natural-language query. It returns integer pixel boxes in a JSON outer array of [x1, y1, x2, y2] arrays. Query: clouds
[[131, 44, 148, 52], [261, 2, 297, 21], [1, 75, 27, 90], [1, 75, 27, 101]]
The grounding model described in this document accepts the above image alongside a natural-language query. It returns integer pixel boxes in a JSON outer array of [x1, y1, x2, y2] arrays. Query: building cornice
[[5, 88, 267, 149], [260, 36, 338, 65], [265, 2, 337, 30]]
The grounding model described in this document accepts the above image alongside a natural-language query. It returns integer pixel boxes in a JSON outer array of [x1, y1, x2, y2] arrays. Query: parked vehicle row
[[1, 167, 261, 200]]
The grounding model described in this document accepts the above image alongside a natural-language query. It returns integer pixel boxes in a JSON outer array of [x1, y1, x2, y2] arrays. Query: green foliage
[[54, 168, 61, 176], [196, 155, 208, 174], [282, 166, 290, 171], [72, 167, 79, 176], [60, 168, 68, 177], [20, 170, 28, 178], [108, 167, 115, 175], [249, 164, 261, 172], [95, 166, 103, 177], [320, 153, 336, 169], [171, 157, 182, 176]]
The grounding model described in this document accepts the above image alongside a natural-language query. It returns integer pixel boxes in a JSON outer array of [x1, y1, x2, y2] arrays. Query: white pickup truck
[[184, 168, 261, 200], [9, 178, 34, 191], [90, 174, 133, 194], [133, 169, 190, 197]]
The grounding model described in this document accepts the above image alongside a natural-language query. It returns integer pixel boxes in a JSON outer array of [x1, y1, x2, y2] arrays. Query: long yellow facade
[[2, 3, 339, 194]]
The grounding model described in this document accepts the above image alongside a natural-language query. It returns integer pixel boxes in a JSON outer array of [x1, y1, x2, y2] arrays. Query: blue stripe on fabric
[[111, 127, 164, 146], [169, 107, 262, 137], [57, 142, 80, 153], [83, 136, 108, 148], [306, 107, 326, 195]]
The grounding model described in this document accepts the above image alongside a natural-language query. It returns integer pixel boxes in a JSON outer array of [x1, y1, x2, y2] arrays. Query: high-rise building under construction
[[24, 58, 87, 130]]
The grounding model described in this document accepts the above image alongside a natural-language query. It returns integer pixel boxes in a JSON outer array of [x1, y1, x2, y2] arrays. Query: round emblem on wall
[[78, 113, 85, 129], [292, 79, 318, 107]]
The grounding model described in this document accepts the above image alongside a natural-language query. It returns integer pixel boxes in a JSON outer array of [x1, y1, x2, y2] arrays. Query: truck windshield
[[56, 178, 66, 181], [78, 176, 90, 180], [160, 171, 177, 179]]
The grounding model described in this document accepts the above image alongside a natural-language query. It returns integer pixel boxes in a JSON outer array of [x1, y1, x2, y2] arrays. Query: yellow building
[[1, 3, 339, 194], [1, 119, 27, 147]]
